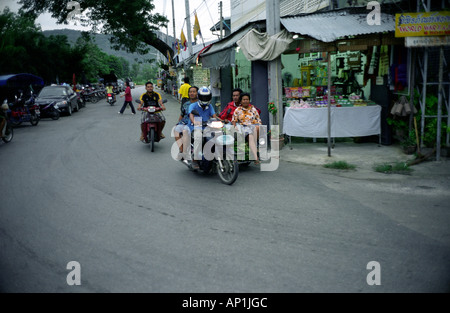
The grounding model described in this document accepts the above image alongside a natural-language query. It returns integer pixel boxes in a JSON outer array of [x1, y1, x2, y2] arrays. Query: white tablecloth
[[283, 105, 381, 138]]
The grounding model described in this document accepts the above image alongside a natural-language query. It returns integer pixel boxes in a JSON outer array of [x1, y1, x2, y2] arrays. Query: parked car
[[129, 81, 135, 89], [35, 85, 80, 116]]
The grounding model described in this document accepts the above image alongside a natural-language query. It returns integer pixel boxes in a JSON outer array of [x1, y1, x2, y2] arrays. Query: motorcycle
[[75, 90, 85, 108], [80, 86, 99, 103], [107, 93, 116, 106], [181, 113, 239, 185], [136, 99, 167, 152], [8, 92, 39, 127]]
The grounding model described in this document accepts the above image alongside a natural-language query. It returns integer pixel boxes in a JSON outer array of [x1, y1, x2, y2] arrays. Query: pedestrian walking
[[178, 77, 191, 109], [118, 82, 136, 114]]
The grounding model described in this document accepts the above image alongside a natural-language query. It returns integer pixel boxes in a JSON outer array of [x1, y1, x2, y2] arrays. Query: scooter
[[107, 93, 116, 106], [8, 92, 39, 127], [182, 113, 239, 185], [136, 99, 167, 152]]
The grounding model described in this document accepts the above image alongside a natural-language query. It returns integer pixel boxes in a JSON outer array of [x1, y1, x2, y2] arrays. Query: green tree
[[136, 64, 158, 84], [130, 63, 140, 81], [74, 34, 111, 82], [0, 7, 41, 74], [19, 0, 172, 60], [0, 8, 84, 84]]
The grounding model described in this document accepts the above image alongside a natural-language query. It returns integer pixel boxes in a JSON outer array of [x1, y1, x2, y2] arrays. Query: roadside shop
[[279, 8, 404, 147]]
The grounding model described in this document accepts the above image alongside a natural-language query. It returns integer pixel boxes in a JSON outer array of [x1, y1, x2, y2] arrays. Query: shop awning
[[281, 8, 395, 43], [237, 29, 293, 61], [201, 24, 255, 69]]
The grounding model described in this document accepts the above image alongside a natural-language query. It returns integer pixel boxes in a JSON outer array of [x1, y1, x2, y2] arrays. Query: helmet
[[198, 86, 212, 106]]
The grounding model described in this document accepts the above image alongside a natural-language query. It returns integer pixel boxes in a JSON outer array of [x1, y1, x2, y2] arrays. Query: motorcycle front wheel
[[217, 159, 239, 185], [149, 128, 155, 152], [30, 113, 39, 126], [2, 124, 13, 143]]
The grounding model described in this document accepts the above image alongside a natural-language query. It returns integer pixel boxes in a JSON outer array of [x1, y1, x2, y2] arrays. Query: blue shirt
[[178, 101, 191, 125], [188, 102, 215, 131]]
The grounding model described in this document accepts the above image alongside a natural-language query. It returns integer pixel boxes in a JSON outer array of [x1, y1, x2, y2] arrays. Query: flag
[[180, 29, 187, 51], [193, 12, 202, 39], [167, 50, 172, 64], [173, 39, 180, 55]]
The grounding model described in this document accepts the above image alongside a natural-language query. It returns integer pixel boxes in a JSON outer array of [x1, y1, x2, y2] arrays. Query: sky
[[0, 0, 231, 43]]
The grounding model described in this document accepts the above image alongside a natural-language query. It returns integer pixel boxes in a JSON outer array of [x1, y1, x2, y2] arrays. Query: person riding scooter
[[106, 83, 116, 103], [138, 81, 166, 141]]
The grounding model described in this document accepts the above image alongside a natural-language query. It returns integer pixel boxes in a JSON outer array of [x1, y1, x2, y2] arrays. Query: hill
[[42, 29, 174, 65]]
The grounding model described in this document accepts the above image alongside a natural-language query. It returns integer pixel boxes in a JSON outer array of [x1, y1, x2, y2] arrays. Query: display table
[[283, 105, 381, 144]]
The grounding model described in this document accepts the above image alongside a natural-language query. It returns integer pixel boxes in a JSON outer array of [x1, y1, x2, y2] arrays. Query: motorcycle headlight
[[208, 120, 224, 129]]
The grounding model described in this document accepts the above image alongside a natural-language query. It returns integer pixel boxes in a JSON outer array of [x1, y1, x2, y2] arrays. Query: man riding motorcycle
[[188, 86, 218, 170], [138, 81, 166, 141]]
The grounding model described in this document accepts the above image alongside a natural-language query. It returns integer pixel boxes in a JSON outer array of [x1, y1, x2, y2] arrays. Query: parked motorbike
[[8, 92, 39, 127], [80, 86, 99, 103], [136, 99, 167, 152], [75, 91, 85, 108], [182, 113, 239, 185]]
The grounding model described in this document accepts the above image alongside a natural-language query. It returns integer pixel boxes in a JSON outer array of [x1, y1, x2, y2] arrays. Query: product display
[[284, 87, 376, 109]]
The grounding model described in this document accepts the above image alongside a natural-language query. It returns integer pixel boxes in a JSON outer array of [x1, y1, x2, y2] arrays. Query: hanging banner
[[395, 11, 450, 37]]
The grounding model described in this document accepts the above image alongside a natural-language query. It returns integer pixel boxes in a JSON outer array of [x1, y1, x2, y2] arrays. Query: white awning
[[281, 9, 395, 43], [237, 29, 293, 61]]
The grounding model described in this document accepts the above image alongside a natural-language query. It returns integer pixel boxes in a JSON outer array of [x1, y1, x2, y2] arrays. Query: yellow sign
[[395, 11, 450, 37]]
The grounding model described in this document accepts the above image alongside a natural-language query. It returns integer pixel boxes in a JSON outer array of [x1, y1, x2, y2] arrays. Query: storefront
[[279, 8, 404, 146]]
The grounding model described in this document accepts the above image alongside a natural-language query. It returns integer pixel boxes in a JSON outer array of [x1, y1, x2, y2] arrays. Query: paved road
[[0, 85, 449, 293]]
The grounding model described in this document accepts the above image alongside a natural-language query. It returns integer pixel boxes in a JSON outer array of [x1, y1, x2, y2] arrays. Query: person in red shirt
[[219, 88, 261, 123], [219, 88, 242, 123], [118, 81, 136, 114]]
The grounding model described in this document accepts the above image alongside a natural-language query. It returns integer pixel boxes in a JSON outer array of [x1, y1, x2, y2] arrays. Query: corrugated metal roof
[[281, 9, 395, 42]]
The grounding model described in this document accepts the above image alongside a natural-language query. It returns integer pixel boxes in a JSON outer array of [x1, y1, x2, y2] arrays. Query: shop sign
[[395, 11, 450, 37], [405, 36, 450, 47]]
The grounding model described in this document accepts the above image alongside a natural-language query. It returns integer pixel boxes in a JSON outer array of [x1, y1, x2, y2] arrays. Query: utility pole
[[185, 0, 193, 56], [172, 0, 176, 45], [265, 0, 282, 133], [219, 1, 224, 40]]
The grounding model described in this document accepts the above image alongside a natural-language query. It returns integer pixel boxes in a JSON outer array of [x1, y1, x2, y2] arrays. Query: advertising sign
[[395, 11, 450, 37], [405, 36, 450, 47]]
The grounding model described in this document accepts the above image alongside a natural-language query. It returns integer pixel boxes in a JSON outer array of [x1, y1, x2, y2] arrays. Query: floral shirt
[[232, 105, 261, 125]]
